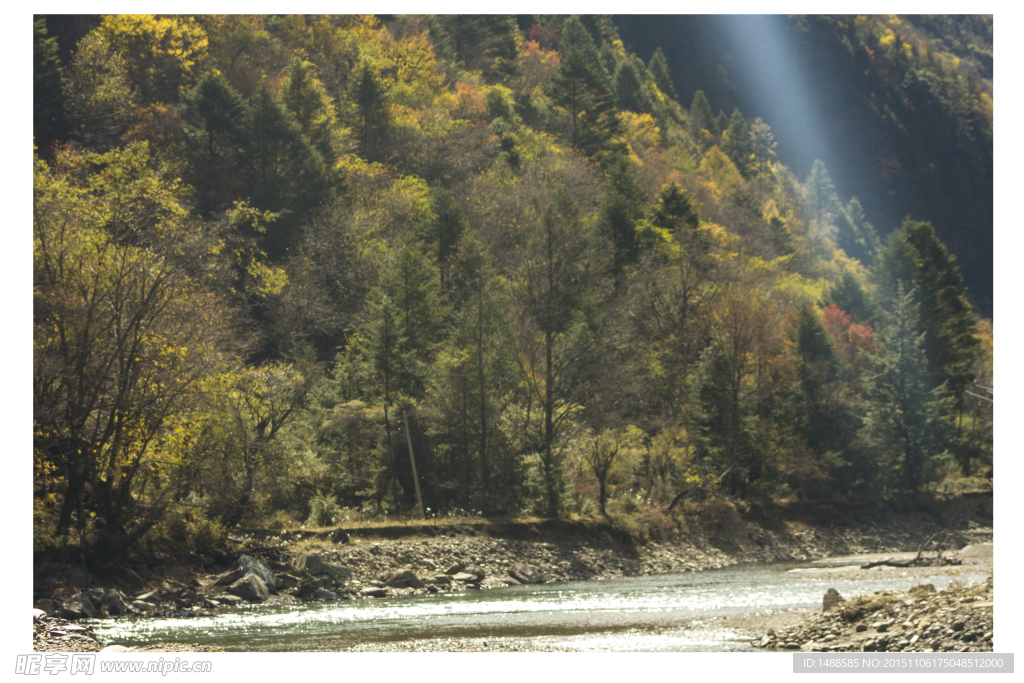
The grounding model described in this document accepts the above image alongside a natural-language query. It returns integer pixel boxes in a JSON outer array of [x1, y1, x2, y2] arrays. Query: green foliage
[[96, 14, 208, 105], [158, 507, 230, 554], [65, 30, 137, 149], [428, 15, 519, 83], [306, 493, 341, 527], [863, 284, 954, 492], [242, 83, 333, 259], [33, 145, 225, 553], [689, 90, 714, 141], [613, 54, 650, 113], [647, 47, 678, 101], [180, 70, 251, 213], [870, 218, 979, 404], [544, 16, 625, 167], [599, 157, 646, 280], [281, 57, 339, 166], [349, 62, 390, 162], [32, 14, 992, 552], [721, 108, 753, 177], [34, 18, 68, 152]]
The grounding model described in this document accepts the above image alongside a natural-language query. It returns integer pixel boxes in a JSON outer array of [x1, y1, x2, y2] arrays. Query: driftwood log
[[861, 529, 961, 568]]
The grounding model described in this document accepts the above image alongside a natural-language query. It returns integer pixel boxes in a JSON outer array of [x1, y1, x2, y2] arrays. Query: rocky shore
[[752, 566, 994, 653], [32, 493, 993, 652]]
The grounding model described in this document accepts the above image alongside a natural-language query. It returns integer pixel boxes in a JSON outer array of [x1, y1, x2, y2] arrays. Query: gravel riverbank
[[33, 494, 993, 653]]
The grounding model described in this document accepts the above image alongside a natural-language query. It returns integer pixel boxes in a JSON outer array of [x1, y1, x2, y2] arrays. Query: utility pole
[[403, 411, 426, 519]]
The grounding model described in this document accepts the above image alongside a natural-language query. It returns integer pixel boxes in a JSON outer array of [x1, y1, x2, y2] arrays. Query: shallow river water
[[87, 561, 987, 652]]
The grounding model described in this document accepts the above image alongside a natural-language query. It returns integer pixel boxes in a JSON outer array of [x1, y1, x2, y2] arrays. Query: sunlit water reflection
[[87, 562, 986, 652]]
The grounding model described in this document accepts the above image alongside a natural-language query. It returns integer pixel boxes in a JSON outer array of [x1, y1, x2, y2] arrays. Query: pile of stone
[[35, 586, 137, 621], [33, 609, 104, 652], [754, 576, 993, 653]]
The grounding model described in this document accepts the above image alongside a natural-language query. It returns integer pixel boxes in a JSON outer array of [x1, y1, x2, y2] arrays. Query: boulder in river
[[101, 588, 132, 615], [212, 568, 244, 587], [61, 593, 97, 620], [228, 574, 270, 603], [240, 554, 277, 592]]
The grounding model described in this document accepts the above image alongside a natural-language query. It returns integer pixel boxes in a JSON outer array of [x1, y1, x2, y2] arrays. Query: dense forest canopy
[[615, 15, 993, 315], [32, 14, 992, 558]]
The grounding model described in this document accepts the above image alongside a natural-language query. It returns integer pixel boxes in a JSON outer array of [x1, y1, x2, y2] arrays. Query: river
[[86, 560, 987, 652]]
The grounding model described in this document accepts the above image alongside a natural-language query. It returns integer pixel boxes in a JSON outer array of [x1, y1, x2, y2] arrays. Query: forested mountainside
[[615, 14, 993, 314], [32, 15, 992, 558]]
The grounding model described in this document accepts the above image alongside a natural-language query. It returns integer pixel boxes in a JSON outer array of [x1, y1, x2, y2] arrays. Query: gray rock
[[321, 563, 353, 584], [823, 588, 845, 611], [132, 600, 157, 612], [212, 568, 244, 587], [452, 572, 479, 583], [33, 608, 47, 621], [360, 587, 387, 598], [240, 555, 277, 592], [292, 552, 323, 575], [276, 573, 301, 590], [101, 588, 132, 615], [215, 594, 245, 606], [386, 570, 424, 589], [228, 574, 270, 603], [428, 574, 451, 585], [958, 543, 993, 562], [100, 645, 131, 653], [62, 594, 97, 620], [135, 590, 162, 603], [313, 588, 338, 601], [69, 567, 90, 589], [509, 562, 544, 585], [311, 576, 333, 590]]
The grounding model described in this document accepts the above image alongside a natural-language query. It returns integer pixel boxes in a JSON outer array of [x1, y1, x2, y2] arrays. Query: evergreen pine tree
[[544, 16, 624, 166], [689, 90, 713, 136], [350, 63, 390, 162], [648, 47, 678, 101], [599, 157, 646, 283], [871, 219, 979, 404], [34, 18, 68, 152], [721, 108, 753, 177], [863, 283, 953, 492]]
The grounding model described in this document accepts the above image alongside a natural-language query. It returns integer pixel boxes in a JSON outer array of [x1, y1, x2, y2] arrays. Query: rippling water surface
[[87, 562, 986, 652]]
